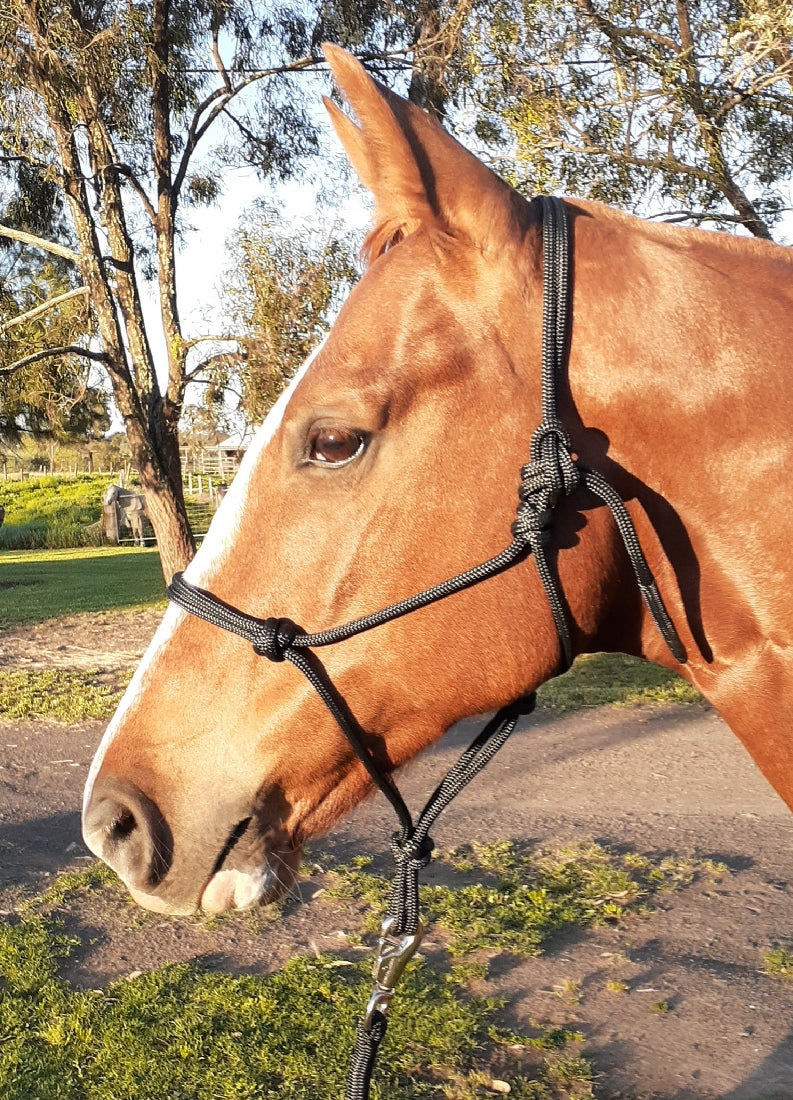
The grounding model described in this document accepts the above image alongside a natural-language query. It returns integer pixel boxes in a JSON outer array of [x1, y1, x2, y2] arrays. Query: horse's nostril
[[108, 808, 137, 842], [83, 777, 173, 891]]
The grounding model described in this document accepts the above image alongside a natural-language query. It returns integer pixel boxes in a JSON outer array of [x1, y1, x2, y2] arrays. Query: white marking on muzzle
[[82, 340, 326, 818], [200, 866, 275, 912]]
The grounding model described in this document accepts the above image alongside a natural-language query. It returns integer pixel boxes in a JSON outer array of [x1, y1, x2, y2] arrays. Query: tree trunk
[[36, 72, 197, 581], [125, 416, 194, 581]]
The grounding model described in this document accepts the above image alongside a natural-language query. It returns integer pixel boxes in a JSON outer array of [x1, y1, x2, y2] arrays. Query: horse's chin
[[128, 885, 199, 916], [200, 865, 284, 913]]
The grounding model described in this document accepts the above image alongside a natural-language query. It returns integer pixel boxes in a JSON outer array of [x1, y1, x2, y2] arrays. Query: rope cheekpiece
[[166, 196, 686, 1100]]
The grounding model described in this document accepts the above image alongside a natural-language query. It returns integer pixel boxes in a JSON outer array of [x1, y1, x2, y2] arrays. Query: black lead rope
[[167, 196, 686, 1100]]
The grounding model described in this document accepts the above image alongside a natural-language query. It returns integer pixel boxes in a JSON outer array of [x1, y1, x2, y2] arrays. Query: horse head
[[82, 46, 793, 916]]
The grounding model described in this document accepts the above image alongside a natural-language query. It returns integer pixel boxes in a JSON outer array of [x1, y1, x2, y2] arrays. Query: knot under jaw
[[252, 617, 300, 662]]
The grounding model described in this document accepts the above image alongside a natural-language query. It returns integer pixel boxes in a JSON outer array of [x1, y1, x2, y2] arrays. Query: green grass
[[0, 669, 131, 722], [328, 841, 718, 958], [0, 475, 108, 550], [761, 947, 793, 980], [0, 866, 596, 1100], [0, 546, 166, 627], [0, 842, 724, 1096], [0, 474, 217, 551], [537, 652, 703, 710]]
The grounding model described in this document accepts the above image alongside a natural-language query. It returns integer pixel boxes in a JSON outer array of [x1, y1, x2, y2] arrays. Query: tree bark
[[126, 418, 194, 583]]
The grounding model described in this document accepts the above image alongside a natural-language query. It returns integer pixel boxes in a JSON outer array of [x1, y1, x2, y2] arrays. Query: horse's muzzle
[[83, 773, 301, 914]]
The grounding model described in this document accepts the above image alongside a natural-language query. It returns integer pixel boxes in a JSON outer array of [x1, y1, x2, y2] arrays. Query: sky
[[136, 161, 370, 420]]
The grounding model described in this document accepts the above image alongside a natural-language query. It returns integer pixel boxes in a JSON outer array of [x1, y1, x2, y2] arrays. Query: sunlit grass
[[0, 546, 166, 627], [0, 475, 107, 550], [762, 947, 793, 980], [0, 859, 600, 1099], [327, 840, 720, 957], [537, 652, 703, 710], [0, 669, 131, 722]]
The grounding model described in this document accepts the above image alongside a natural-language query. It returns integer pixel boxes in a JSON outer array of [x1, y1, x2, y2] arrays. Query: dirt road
[[1, 613, 792, 1099]]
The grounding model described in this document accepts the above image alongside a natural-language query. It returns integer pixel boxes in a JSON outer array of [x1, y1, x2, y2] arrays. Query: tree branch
[[116, 164, 156, 223], [0, 344, 109, 376], [184, 348, 245, 383], [184, 334, 240, 349], [211, 24, 232, 94], [0, 223, 80, 263], [0, 286, 89, 334], [649, 208, 772, 225], [173, 52, 340, 200]]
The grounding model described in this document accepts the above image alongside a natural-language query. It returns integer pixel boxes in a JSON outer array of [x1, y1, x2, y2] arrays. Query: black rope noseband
[[167, 196, 685, 1099]]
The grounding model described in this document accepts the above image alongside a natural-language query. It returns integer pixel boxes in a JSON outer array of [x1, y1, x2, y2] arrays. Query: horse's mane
[[570, 198, 793, 266], [362, 201, 793, 280]]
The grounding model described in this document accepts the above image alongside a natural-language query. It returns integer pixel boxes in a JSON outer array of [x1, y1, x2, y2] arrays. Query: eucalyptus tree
[[211, 209, 359, 425], [0, 160, 109, 448], [0, 266, 108, 448], [0, 0, 476, 577], [0, 1, 328, 575], [461, 0, 793, 239]]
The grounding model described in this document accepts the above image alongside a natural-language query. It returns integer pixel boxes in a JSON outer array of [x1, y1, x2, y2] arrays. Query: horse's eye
[[307, 425, 365, 466]]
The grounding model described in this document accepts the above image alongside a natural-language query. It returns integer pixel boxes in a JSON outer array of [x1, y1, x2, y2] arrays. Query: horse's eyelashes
[[307, 425, 365, 467]]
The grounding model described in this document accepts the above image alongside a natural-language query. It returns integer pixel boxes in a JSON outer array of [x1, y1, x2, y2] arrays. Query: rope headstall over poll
[[167, 196, 686, 1099]]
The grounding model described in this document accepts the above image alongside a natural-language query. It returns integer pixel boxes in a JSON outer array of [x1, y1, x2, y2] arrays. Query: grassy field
[[0, 844, 725, 1099], [0, 475, 108, 550], [0, 546, 166, 628], [0, 473, 216, 551]]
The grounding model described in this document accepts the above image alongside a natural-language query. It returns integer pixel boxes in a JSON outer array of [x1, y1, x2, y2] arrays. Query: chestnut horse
[[83, 45, 793, 919]]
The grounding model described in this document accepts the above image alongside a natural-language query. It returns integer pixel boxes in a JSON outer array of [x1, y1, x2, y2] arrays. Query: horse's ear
[[322, 47, 440, 254], [323, 43, 526, 258]]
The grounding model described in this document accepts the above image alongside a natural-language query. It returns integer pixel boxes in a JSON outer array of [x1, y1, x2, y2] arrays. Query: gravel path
[[2, 611, 793, 1098]]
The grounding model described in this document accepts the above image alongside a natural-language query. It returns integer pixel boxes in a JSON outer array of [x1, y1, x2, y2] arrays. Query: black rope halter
[[167, 196, 686, 1099]]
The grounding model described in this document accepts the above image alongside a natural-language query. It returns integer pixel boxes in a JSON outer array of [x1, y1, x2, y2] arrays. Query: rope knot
[[252, 617, 299, 662], [511, 419, 580, 547], [390, 829, 434, 871]]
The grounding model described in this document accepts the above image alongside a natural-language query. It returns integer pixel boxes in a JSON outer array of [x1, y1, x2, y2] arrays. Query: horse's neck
[[565, 210, 793, 768]]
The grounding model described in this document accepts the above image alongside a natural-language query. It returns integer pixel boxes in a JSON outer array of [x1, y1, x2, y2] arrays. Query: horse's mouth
[[198, 816, 300, 914], [124, 849, 294, 917], [200, 864, 279, 912]]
